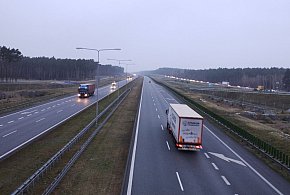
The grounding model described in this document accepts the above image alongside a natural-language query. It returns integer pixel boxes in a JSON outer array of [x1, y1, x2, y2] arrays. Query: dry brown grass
[[52, 78, 142, 195]]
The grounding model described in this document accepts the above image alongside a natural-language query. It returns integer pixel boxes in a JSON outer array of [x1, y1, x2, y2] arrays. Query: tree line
[[150, 67, 290, 91], [0, 46, 124, 82]]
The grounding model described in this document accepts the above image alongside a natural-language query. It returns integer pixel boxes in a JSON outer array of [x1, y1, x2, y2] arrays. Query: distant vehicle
[[166, 104, 204, 151], [78, 84, 95, 98], [127, 76, 132, 81], [111, 81, 117, 90], [222, 81, 230, 86]]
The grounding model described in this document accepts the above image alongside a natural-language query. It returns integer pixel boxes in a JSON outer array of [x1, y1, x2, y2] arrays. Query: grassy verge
[[0, 80, 130, 194], [0, 77, 119, 116], [51, 78, 142, 194], [150, 75, 290, 181]]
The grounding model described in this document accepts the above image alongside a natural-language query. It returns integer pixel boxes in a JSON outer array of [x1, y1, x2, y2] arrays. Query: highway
[[0, 79, 130, 159], [126, 77, 289, 195]]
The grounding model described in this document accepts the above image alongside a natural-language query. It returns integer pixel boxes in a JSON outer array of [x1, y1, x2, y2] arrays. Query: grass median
[[51, 77, 142, 195], [0, 80, 132, 194]]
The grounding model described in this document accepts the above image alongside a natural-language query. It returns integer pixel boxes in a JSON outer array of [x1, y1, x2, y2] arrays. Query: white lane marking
[[161, 124, 164, 130], [36, 118, 45, 123], [21, 110, 37, 115], [3, 130, 17, 138], [18, 117, 24, 120], [0, 82, 116, 160], [57, 110, 63, 113], [204, 125, 283, 195], [208, 152, 246, 167], [166, 141, 171, 151], [158, 115, 160, 119], [71, 104, 76, 107], [41, 109, 46, 112], [154, 103, 155, 106], [204, 153, 210, 159], [34, 112, 39, 114], [156, 108, 157, 111], [0, 95, 74, 119], [47, 107, 51, 109], [176, 172, 184, 191], [212, 163, 219, 170], [0, 124, 3, 127], [57, 104, 61, 106], [8, 121, 14, 124], [127, 80, 144, 195], [27, 114, 32, 117], [221, 176, 231, 185]]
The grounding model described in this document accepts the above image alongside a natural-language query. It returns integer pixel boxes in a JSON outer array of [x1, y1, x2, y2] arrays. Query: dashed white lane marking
[[47, 107, 51, 109], [161, 124, 164, 130], [0, 124, 3, 127], [27, 114, 32, 117], [221, 176, 231, 185], [18, 117, 24, 120], [57, 104, 61, 106], [41, 109, 46, 111], [155, 108, 157, 111], [212, 163, 219, 170], [204, 153, 210, 159], [36, 118, 45, 123], [52, 105, 56, 108], [158, 115, 160, 119], [57, 110, 63, 113], [3, 130, 17, 138], [166, 141, 171, 151], [71, 104, 76, 107], [204, 125, 283, 195], [154, 103, 156, 106], [176, 172, 184, 191], [8, 121, 14, 124], [34, 112, 39, 114]]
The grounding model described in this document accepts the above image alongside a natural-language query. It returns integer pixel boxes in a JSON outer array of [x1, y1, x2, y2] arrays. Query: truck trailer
[[78, 84, 95, 98], [166, 104, 204, 151]]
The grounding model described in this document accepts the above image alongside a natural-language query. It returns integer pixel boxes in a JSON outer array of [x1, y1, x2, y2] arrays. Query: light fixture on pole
[[76, 47, 121, 125], [107, 59, 132, 96]]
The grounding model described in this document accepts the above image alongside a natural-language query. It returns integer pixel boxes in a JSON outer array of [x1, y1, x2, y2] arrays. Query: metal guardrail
[[43, 88, 131, 195], [151, 77, 290, 170], [12, 88, 131, 195]]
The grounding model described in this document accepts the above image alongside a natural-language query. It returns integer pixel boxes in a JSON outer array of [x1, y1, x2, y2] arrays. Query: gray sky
[[1, 0, 290, 72]]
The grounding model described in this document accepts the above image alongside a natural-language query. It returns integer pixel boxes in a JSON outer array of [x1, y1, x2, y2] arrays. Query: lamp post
[[121, 63, 135, 90], [107, 59, 132, 96], [76, 47, 121, 125]]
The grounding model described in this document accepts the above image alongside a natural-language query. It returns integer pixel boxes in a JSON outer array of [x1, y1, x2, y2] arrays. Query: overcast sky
[[1, 0, 290, 72]]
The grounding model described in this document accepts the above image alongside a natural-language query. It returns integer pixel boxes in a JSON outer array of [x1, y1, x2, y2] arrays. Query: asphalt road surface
[[0, 79, 131, 159], [125, 77, 289, 195]]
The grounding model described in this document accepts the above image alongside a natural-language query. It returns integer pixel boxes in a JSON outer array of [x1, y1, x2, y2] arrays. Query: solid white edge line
[[161, 124, 164, 130], [127, 80, 144, 195], [204, 125, 283, 195], [176, 172, 184, 191], [204, 152, 210, 159], [0, 87, 110, 160], [57, 110, 63, 113], [212, 163, 219, 170], [166, 141, 171, 151], [0, 95, 73, 119], [3, 130, 17, 138], [221, 175, 231, 185]]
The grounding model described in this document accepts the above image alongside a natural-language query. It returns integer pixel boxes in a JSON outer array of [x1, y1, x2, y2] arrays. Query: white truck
[[166, 104, 204, 151]]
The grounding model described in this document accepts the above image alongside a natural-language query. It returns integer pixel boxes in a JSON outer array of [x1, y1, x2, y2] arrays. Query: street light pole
[[76, 47, 121, 125], [121, 63, 135, 90], [107, 59, 132, 97]]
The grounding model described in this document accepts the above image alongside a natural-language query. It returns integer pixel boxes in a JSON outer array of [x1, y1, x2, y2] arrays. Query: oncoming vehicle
[[78, 83, 95, 98], [111, 81, 117, 90]]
